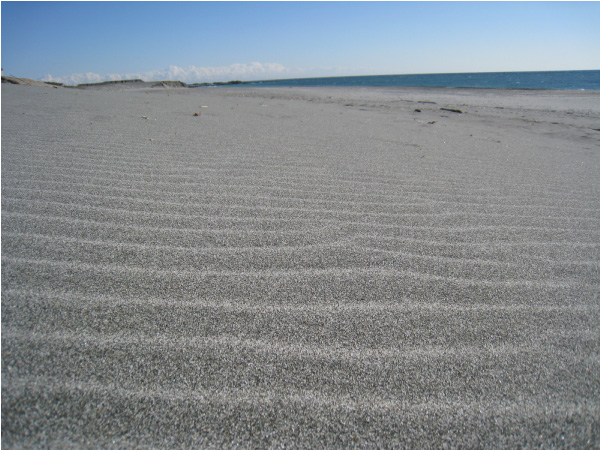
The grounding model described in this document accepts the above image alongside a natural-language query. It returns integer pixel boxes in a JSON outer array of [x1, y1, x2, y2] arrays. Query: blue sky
[[2, 1, 599, 84]]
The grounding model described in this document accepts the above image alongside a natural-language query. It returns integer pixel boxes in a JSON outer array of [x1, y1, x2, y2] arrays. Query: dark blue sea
[[244, 70, 600, 90]]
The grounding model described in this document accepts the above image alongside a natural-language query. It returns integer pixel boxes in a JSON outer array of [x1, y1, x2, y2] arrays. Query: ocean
[[244, 70, 600, 90]]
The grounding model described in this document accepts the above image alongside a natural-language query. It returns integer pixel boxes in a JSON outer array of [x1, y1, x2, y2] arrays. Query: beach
[[2, 83, 599, 448]]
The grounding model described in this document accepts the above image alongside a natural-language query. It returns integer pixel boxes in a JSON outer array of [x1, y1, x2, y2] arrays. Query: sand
[[2, 83, 599, 448]]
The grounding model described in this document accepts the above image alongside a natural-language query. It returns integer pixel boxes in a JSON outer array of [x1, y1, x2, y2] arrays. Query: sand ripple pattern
[[2, 85, 600, 448]]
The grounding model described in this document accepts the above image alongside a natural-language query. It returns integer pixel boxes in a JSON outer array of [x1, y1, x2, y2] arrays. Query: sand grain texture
[[2, 84, 600, 448]]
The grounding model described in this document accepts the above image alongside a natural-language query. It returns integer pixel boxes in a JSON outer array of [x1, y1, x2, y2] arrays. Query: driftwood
[[440, 107, 463, 113]]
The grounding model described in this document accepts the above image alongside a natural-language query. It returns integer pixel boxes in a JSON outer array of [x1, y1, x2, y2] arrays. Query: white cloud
[[42, 62, 289, 85]]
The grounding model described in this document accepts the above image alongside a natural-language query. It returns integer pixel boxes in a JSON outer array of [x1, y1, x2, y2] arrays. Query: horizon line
[[21, 68, 599, 87]]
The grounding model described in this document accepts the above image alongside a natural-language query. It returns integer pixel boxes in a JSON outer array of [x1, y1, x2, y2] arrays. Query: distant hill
[[76, 79, 145, 87], [76, 79, 245, 88], [2, 75, 247, 89], [73, 79, 188, 90], [151, 80, 187, 88]]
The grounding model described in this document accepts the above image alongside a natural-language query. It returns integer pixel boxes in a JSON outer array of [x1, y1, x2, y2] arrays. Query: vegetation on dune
[[77, 79, 144, 87], [1, 75, 247, 88], [151, 80, 187, 88], [73, 79, 246, 88], [188, 80, 245, 87]]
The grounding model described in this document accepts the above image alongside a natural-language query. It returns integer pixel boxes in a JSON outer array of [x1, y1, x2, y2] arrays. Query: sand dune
[[1, 75, 58, 87], [2, 83, 599, 448]]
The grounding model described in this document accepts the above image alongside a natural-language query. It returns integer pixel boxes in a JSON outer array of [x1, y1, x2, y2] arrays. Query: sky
[[2, 1, 599, 85]]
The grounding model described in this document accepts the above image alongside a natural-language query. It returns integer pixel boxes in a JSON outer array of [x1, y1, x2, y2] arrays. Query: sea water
[[244, 70, 600, 90]]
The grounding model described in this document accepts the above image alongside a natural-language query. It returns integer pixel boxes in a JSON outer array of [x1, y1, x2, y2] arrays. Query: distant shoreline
[[74, 79, 244, 88], [75, 69, 599, 91], [4, 69, 599, 90], [1, 75, 245, 89]]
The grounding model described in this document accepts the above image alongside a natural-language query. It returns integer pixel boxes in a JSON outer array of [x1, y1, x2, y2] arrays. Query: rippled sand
[[2, 84, 599, 448]]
